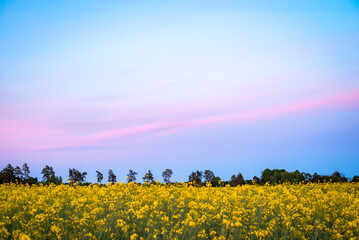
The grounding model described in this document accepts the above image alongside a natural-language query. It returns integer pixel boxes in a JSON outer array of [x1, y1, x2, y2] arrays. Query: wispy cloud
[[34, 88, 359, 151]]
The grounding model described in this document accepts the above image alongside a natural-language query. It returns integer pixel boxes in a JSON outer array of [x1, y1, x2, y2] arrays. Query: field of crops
[[1, 182, 358, 240]]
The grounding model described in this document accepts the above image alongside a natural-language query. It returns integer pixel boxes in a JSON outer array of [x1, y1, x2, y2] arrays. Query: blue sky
[[1, 0, 359, 182]]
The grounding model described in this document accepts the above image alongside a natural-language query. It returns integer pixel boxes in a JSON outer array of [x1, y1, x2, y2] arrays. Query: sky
[[1, 0, 359, 183]]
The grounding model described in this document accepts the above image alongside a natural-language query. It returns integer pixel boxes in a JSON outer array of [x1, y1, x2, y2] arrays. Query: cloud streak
[[35, 88, 359, 151]]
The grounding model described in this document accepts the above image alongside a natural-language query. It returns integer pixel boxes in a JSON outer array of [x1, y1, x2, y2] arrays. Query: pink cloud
[[1, 88, 358, 152], [41, 88, 359, 150]]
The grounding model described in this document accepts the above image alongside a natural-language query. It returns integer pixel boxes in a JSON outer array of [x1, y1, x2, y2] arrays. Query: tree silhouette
[[41, 165, 62, 184], [162, 169, 173, 183], [69, 168, 86, 184], [260, 169, 304, 184], [230, 172, 244, 186], [22, 163, 30, 180], [14, 166, 23, 180], [108, 169, 116, 183], [96, 171, 103, 184], [188, 170, 203, 185], [41, 165, 55, 182], [204, 170, 215, 183], [1, 164, 16, 183], [312, 172, 321, 183], [253, 176, 260, 184], [127, 169, 138, 183], [352, 176, 359, 182], [143, 170, 154, 183], [302, 172, 312, 182], [211, 176, 222, 187]]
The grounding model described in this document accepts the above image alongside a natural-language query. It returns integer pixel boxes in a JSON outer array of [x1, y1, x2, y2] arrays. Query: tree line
[[0, 163, 358, 185]]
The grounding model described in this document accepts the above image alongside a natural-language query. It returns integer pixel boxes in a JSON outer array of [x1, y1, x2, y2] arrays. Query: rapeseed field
[[1, 182, 358, 239]]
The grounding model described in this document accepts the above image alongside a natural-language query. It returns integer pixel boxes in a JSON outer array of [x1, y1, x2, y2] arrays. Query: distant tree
[[292, 170, 305, 183], [260, 169, 304, 184], [211, 176, 222, 187], [261, 169, 284, 184], [69, 168, 86, 184], [312, 172, 321, 183], [41, 165, 55, 182], [230, 172, 244, 187], [28, 177, 39, 185], [260, 168, 272, 183], [237, 173, 244, 185], [204, 170, 215, 183], [188, 170, 203, 185], [352, 175, 359, 182], [127, 170, 138, 183], [96, 171, 104, 184], [162, 169, 173, 183], [302, 172, 312, 182], [330, 171, 347, 182], [253, 176, 260, 184], [41, 165, 62, 184], [14, 166, 23, 180], [321, 175, 330, 182], [108, 169, 117, 183], [22, 163, 30, 181], [83, 172, 87, 182], [1, 164, 16, 183], [143, 170, 154, 183]]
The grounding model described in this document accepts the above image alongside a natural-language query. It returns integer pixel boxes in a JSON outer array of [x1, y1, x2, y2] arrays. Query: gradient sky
[[1, 0, 359, 183]]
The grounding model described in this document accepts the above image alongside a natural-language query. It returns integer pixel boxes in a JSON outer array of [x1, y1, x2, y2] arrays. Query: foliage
[[188, 170, 203, 185], [142, 170, 154, 183], [22, 163, 30, 181], [253, 176, 260, 184], [211, 176, 222, 187], [108, 169, 116, 183], [127, 170, 137, 183], [0, 164, 16, 183], [162, 169, 173, 183], [96, 171, 103, 184], [68, 168, 87, 184], [1, 163, 356, 186], [203, 170, 215, 183], [41, 165, 62, 185], [261, 169, 304, 184], [229, 172, 244, 186]]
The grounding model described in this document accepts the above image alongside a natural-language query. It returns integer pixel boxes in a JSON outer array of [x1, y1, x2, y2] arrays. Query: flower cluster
[[1, 182, 358, 239]]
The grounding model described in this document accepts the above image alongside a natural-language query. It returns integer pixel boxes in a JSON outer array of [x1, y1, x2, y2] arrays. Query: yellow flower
[[19, 233, 31, 240]]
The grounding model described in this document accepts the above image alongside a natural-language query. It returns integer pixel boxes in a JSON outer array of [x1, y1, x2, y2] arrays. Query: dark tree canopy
[[14, 166, 23, 180], [22, 163, 30, 180], [0, 162, 356, 185], [211, 176, 222, 187], [204, 170, 215, 183], [188, 170, 203, 185], [260, 169, 304, 184], [127, 170, 138, 183], [0, 164, 37, 184], [230, 172, 244, 187], [1, 164, 16, 183], [162, 169, 173, 183], [96, 171, 104, 183], [143, 170, 154, 183], [312, 172, 321, 183], [41, 165, 55, 182], [69, 168, 86, 184], [108, 169, 117, 183], [41, 165, 62, 184], [253, 176, 260, 184]]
